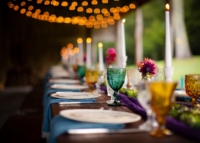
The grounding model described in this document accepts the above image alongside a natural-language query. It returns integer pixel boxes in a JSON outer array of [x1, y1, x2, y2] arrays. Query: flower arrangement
[[137, 58, 157, 80], [105, 48, 116, 66]]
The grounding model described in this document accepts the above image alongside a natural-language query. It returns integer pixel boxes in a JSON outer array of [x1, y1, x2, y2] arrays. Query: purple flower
[[137, 58, 157, 78]]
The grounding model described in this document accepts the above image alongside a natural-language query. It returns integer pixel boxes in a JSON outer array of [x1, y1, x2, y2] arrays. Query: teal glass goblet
[[107, 68, 126, 106], [77, 65, 86, 83]]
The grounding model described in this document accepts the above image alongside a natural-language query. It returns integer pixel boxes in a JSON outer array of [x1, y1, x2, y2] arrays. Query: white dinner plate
[[49, 79, 80, 84], [51, 73, 69, 78], [51, 84, 88, 90], [60, 109, 141, 124], [51, 92, 101, 99], [173, 90, 187, 97]]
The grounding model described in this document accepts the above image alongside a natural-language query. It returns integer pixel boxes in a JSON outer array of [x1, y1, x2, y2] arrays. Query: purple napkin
[[118, 93, 147, 119], [166, 116, 200, 141], [100, 86, 147, 119]]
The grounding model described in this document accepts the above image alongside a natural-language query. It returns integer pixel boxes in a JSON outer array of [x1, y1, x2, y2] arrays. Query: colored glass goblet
[[85, 69, 98, 92], [77, 65, 86, 83], [185, 74, 200, 106], [147, 81, 177, 138], [107, 68, 126, 106]]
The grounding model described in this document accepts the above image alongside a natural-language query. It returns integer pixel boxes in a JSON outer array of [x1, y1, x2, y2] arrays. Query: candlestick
[[98, 42, 104, 71], [121, 19, 126, 57], [120, 19, 127, 68], [77, 38, 84, 65], [164, 3, 174, 81], [86, 37, 92, 69], [165, 4, 172, 68], [69, 50, 75, 65]]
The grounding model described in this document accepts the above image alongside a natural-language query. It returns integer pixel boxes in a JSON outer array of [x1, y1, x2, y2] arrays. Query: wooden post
[[134, 7, 143, 64]]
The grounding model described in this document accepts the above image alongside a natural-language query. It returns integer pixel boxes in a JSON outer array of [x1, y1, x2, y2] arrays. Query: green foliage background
[[98, 0, 200, 66]]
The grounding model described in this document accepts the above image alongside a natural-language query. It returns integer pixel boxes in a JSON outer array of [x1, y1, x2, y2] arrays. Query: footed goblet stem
[[89, 84, 95, 92], [112, 91, 122, 106], [150, 123, 170, 138]]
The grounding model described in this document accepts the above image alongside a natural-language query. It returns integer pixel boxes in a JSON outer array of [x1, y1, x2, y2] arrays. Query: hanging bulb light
[[20, 8, 26, 14], [61, 1, 68, 7], [21, 1, 26, 6], [129, 3, 136, 9], [82, 1, 88, 6], [13, 5, 19, 11]]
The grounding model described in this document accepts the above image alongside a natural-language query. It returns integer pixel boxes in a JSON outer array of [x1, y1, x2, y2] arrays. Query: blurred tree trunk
[[134, 7, 143, 64], [171, 0, 192, 59]]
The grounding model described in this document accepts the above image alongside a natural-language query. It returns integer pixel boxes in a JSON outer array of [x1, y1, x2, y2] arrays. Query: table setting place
[[42, 61, 200, 143]]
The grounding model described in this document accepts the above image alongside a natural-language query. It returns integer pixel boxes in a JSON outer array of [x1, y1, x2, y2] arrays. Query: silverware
[[59, 102, 82, 104], [67, 128, 147, 134], [59, 101, 106, 105]]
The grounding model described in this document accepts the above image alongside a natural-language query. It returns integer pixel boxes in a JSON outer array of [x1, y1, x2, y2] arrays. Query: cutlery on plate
[[59, 102, 82, 104], [58, 101, 106, 105], [55, 94, 89, 97], [67, 128, 147, 134]]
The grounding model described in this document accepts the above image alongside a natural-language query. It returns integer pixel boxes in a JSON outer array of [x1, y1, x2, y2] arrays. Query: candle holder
[[164, 67, 174, 81], [120, 56, 127, 68]]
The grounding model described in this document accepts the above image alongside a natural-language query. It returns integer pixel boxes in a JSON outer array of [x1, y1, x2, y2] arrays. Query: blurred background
[[0, 0, 199, 89]]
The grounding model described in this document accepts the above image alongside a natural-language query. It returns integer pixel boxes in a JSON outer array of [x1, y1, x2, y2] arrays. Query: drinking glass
[[95, 71, 104, 93], [147, 81, 177, 138], [77, 65, 86, 83], [72, 64, 78, 78], [85, 69, 98, 92], [107, 68, 126, 106], [105, 72, 114, 104], [185, 74, 200, 106], [137, 81, 154, 131]]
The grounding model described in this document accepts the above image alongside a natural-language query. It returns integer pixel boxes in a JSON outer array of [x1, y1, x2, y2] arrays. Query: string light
[[20, 1, 26, 6], [44, 1, 50, 5], [92, 0, 98, 5], [77, 6, 83, 12], [86, 8, 93, 13], [129, 3, 136, 9], [7, 0, 136, 29], [20, 8, 26, 14], [71, 1, 78, 6], [82, 1, 88, 6], [28, 5, 33, 11], [61, 1, 68, 7], [13, 5, 19, 11]]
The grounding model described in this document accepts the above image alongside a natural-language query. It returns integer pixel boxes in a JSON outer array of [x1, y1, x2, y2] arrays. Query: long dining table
[[50, 93, 199, 143]]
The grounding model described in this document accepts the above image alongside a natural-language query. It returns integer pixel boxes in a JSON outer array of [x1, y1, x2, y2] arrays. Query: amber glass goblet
[[185, 74, 200, 106], [147, 81, 177, 138], [85, 69, 98, 92]]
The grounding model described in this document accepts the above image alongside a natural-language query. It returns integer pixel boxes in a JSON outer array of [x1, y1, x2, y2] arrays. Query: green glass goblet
[[107, 68, 126, 106], [77, 65, 86, 83]]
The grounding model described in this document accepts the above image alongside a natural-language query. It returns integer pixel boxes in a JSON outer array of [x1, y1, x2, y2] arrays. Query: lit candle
[[98, 42, 104, 71], [73, 47, 79, 64], [67, 43, 74, 65], [165, 3, 172, 68], [86, 37, 92, 69], [77, 38, 84, 65], [121, 19, 126, 57]]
